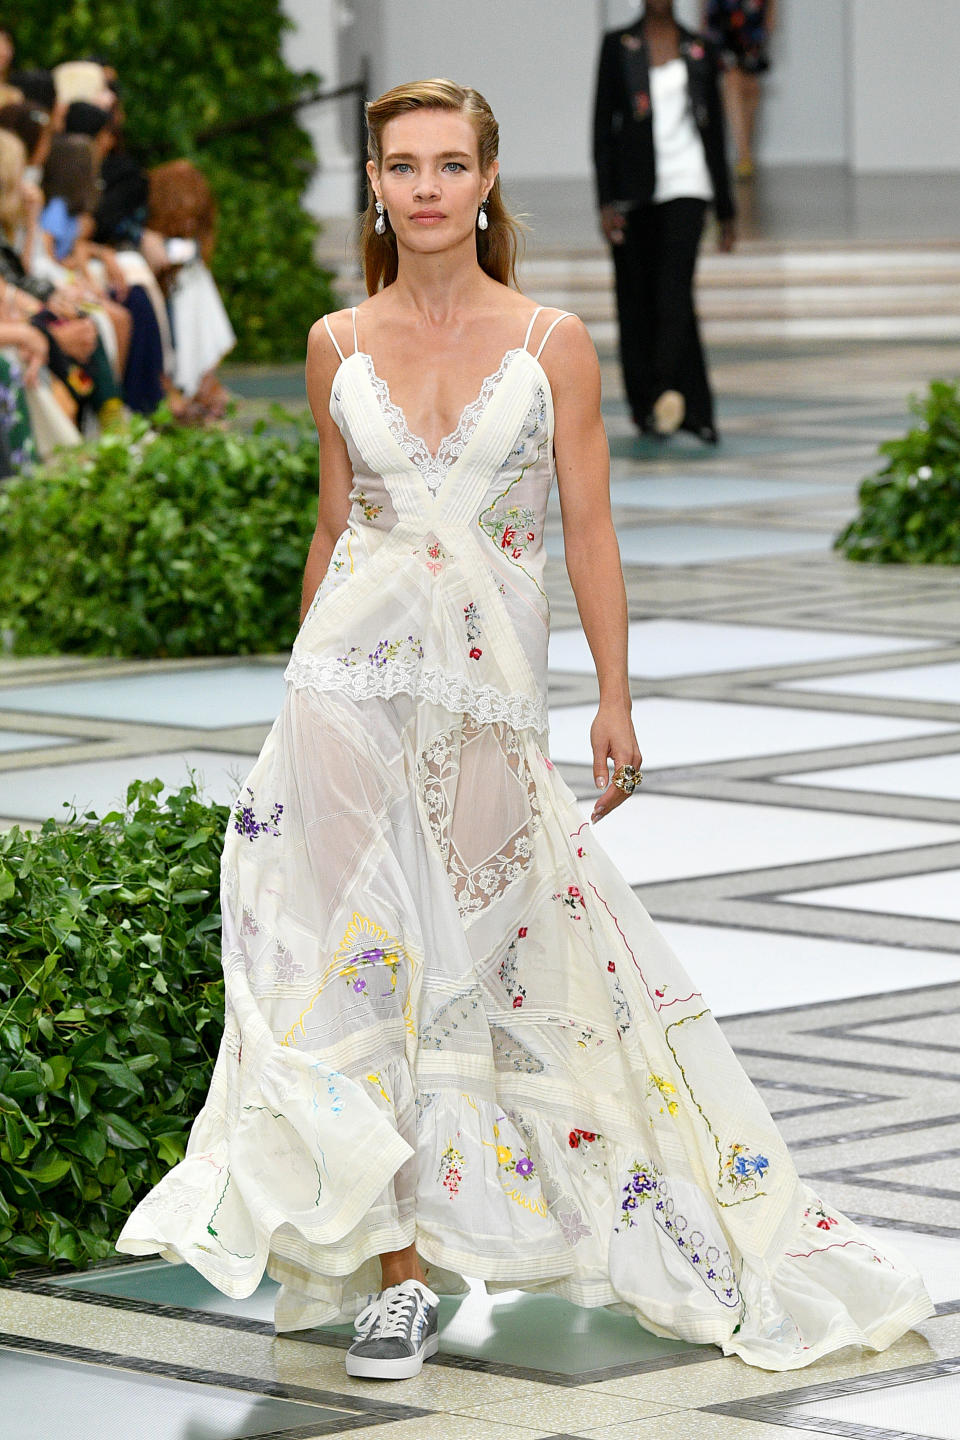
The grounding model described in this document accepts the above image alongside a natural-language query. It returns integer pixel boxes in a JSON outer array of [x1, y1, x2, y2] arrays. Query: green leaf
[[103, 1113, 150, 1151]]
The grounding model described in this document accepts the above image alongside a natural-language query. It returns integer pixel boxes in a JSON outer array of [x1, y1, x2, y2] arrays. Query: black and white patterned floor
[[2, 316, 959, 1437]]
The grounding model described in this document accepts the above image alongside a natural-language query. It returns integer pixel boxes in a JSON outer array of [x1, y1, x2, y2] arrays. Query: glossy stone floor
[[3, 234, 960, 1439]]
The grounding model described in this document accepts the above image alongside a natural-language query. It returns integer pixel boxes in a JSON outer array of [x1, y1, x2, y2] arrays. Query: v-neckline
[[357, 347, 525, 493]]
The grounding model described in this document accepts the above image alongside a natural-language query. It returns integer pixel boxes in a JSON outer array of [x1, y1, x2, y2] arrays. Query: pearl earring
[[477, 199, 489, 232], [374, 200, 386, 236]]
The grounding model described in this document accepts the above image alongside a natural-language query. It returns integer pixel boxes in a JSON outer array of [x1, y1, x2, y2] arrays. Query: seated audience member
[[0, 127, 121, 428], [65, 98, 171, 408], [148, 159, 236, 418], [7, 69, 58, 176]]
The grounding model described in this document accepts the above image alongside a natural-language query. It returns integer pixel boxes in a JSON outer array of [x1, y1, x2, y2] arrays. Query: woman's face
[[368, 107, 496, 256]]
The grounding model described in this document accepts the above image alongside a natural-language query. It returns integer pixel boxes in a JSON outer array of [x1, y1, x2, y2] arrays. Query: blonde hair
[[362, 78, 523, 295], [0, 128, 26, 240]]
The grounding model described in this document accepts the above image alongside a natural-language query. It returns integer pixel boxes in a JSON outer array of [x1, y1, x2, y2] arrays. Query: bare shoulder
[[533, 310, 599, 393], [307, 306, 353, 362]]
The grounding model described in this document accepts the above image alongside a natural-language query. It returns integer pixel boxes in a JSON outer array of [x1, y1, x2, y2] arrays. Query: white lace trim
[[361, 350, 522, 494], [284, 649, 547, 734]]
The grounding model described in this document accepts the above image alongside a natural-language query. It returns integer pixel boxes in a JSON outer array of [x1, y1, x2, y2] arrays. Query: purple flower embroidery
[[515, 1156, 534, 1177], [233, 788, 283, 841]]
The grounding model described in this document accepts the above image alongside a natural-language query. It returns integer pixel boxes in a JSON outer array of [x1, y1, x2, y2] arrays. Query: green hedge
[[0, 409, 319, 657], [0, 780, 226, 1276], [16, 3, 338, 360], [836, 379, 960, 564]]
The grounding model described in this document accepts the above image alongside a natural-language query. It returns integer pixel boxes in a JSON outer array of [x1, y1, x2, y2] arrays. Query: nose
[[413, 169, 441, 201]]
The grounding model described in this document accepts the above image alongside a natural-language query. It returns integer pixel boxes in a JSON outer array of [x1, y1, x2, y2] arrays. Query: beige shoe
[[652, 390, 685, 436]]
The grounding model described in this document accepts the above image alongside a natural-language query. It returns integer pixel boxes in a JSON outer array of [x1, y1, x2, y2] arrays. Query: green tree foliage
[[0, 779, 227, 1276], [836, 379, 960, 564], [0, 409, 320, 657], [15, 2, 339, 359]]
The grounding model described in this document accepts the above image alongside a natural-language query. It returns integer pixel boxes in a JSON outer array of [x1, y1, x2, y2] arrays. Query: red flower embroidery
[[469, 647, 482, 660], [568, 1132, 581, 1148], [518, 927, 528, 938], [512, 995, 523, 1009], [608, 961, 616, 973]]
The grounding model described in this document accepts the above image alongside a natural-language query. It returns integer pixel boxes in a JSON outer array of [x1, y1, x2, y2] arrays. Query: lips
[[411, 211, 446, 221]]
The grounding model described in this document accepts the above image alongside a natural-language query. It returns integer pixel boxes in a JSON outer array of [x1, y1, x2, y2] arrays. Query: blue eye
[[444, 162, 465, 172], [390, 163, 412, 173]]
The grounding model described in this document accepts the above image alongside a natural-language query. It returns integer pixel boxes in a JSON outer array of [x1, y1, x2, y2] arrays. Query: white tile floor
[[577, 793, 959, 885], [794, 1372, 960, 1440], [546, 524, 833, 566], [785, 869, 960, 924], [608, 475, 842, 509], [547, 620, 933, 679], [779, 752, 960, 801], [0, 749, 253, 822], [0, 730, 75, 753], [0, 665, 288, 729], [657, 922, 960, 1015], [549, 697, 953, 770], [781, 659, 960, 705]]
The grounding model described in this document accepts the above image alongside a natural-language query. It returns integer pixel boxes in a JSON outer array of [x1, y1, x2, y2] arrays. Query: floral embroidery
[[499, 932, 527, 1009], [648, 1074, 679, 1117], [486, 1119, 542, 1208], [568, 1128, 598, 1149], [424, 538, 447, 575], [366, 1072, 390, 1102], [337, 635, 424, 669], [806, 1200, 839, 1232], [555, 1205, 591, 1245], [464, 600, 483, 660], [608, 972, 632, 1037], [353, 488, 383, 521], [552, 885, 586, 918], [615, 1165, 743, 1309], [724, 1142, 770, 1195], [438, 1140, 465, 1197], [616, 1161, 660, 1229], [418, 986, 483, 1049], [233, 788, 283, 841], [481, 503, 537, 560]]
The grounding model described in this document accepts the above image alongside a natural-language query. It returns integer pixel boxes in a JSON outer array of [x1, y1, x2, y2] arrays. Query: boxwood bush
[[16, 2, 339, 361], [0, 409, 318, 658], [836, 379, 960, 564], [0, 779, 227, 1276]]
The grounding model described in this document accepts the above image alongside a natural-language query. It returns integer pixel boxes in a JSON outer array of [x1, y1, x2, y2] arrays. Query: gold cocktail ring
[[612, 764, 643, 795]]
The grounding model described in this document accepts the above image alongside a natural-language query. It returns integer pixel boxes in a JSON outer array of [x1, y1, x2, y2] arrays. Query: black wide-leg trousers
[[611, 197, 715, 437]]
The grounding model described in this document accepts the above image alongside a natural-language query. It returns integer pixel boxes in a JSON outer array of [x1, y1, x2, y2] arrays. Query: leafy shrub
[[0, 408, 319, 657], [16, 2, 339, 360], [0, 779, 227, 1276], [836, 379, 960, 564]]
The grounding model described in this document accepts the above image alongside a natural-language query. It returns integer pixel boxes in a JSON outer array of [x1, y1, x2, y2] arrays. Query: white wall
[[285, 0, 960, 215], [849, 0, 960, 172]]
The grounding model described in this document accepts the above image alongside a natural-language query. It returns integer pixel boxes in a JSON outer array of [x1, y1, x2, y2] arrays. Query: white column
[[281, 0, 358, 217]]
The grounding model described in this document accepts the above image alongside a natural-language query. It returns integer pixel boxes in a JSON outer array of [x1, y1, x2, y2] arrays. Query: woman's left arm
[[543, 316, 642, 823]]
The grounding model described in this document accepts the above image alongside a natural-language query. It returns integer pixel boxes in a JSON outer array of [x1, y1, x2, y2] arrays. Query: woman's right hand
[[600, 204, 627, 246]]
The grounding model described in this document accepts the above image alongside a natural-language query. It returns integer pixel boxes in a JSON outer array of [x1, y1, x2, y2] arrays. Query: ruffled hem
[[117, 1075, 933, 1368]]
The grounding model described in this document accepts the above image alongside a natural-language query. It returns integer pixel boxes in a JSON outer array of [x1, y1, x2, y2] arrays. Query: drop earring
[[374, 200, 386, 236], [477, 199, 489, 232]]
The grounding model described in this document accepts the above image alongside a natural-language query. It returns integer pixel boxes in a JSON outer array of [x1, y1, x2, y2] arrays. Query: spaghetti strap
[[534, 310, 575, 361], [322, 314, 345, 363], [351, 306, 360, 354], [522, 306, 544, 352]]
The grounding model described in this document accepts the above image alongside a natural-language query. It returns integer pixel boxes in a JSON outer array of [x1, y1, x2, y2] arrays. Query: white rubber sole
[[345, 1329, 440, 1379], [652, 389, 686, 436]]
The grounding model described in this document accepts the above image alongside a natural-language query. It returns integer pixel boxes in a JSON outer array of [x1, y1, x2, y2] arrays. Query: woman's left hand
[[590, 702, 643, 824]]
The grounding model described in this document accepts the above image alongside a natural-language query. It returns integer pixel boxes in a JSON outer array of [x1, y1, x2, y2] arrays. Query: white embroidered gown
[[118, 307, 933, 1369]]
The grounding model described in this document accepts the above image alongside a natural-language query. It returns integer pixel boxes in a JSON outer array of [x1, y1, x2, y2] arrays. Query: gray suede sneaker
[[345, 1278, 440, 1379]]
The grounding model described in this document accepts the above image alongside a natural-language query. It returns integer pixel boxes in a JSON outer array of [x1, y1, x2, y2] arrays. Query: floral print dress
[[117, 307, 932, 1370]]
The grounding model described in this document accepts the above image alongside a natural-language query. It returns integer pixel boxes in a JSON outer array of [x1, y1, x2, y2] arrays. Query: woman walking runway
[[119, 78, 932, 1380]]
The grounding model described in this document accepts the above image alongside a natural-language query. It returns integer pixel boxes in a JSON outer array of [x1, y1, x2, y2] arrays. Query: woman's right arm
[[299, 315, 355, 624]]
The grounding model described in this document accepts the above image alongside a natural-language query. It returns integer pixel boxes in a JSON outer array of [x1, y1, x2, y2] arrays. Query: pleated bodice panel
[[285, 346, 556, 738]]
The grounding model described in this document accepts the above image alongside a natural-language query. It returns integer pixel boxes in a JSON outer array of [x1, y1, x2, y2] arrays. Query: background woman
[[119, 77, 931, 1384], [703, 0, 777, 179], [594, 0, 735, 444]]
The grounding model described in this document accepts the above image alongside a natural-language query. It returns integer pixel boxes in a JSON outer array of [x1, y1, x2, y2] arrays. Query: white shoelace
[[354, 1280, 439, 1341]]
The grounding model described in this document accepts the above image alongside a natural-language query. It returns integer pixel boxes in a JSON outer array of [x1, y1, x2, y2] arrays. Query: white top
[[650, 58, 713, 204]]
